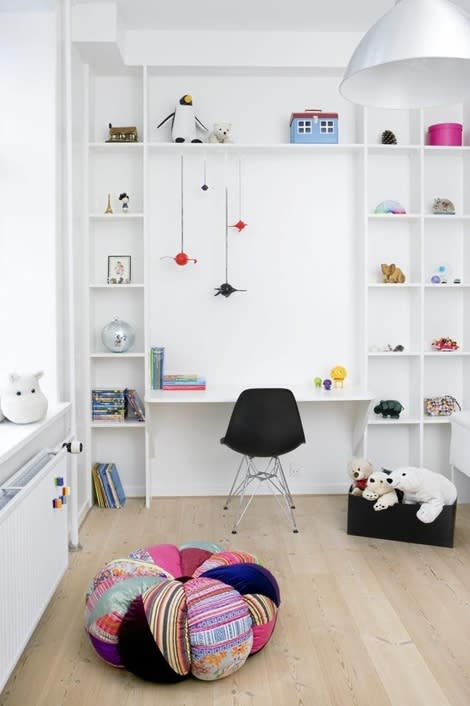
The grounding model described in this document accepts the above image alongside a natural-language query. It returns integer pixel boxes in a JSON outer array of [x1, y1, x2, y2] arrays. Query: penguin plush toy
[[157, 94, 207, 143]]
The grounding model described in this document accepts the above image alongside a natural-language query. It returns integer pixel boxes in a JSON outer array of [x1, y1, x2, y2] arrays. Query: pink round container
[[428, 122, 462, 146]]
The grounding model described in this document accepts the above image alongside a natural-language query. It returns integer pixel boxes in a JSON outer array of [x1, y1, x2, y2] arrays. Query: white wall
[[0, 9, 59, 401]]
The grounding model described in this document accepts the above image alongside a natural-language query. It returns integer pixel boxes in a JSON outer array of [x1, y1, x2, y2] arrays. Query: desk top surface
[[145, 385, 374, 404]]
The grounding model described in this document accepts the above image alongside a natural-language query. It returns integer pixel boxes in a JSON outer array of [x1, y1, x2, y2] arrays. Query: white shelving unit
[[364, 103, 470, 474], [76, 60, 469, 503]]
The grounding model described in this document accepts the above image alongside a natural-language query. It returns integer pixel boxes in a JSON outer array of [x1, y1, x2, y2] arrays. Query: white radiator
[[0, 448, 69, 694]]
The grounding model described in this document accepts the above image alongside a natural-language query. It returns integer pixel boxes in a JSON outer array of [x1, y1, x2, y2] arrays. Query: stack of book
[[162, 374, 206, 390], [92, 462, 126, 508], [124, 388, 145, 421], [92, 389, 126, 422], [150, 346, 165, 389]]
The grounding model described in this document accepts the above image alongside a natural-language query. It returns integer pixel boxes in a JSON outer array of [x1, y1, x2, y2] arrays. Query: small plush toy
[[208, 122, 233, 144], [362, 471, 399, 511], [0, 372, 48, 424], [157, 94, 207, 143], [386, 466, 457, 523], [381, 263, 406, 283], [374, 400, 404, 419], [348, 457, 374, 496]]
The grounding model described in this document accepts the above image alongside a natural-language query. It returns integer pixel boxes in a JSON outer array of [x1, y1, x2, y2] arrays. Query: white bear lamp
[[0, 372, 48, 424]]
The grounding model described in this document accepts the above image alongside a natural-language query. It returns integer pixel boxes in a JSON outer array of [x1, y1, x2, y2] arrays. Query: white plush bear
[[386, 466, 457, 523], [347, 457, 374, 496], [362, 471, 399, 511], [0, 372, 48, 424], [208, 122, 233, 144]]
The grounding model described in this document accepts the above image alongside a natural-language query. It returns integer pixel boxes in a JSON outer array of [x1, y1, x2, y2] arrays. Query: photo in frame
[[107, 255, 131, 284]]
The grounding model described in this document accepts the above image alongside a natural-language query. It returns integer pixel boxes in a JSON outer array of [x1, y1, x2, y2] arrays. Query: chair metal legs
[[223, 456, 298, 533]]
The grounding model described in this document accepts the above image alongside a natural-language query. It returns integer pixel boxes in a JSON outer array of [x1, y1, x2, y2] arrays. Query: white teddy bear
[[386, 466, 457, 523], [347, 457, 374, 496], [362, 471, 399, 511], [208, 122, 233, 144], [0, 371, 48, 424]]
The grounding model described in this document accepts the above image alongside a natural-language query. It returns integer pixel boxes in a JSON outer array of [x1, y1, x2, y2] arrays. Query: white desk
[[144, 386, 374, 503]]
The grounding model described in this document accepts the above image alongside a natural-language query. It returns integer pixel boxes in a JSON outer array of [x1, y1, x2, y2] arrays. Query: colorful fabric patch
[[142, 580, 191, 675]]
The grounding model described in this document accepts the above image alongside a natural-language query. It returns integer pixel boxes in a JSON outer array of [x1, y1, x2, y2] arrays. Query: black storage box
[[347, 493, 457, 548]]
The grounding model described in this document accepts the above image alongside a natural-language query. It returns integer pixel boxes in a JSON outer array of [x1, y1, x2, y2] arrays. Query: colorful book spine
[[150, 346, 165, 389], [161, 385, 206, 390]]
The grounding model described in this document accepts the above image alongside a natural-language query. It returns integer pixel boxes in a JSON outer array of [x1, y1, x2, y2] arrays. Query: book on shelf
[[161, 374, 206, 390], [91, 462, 126, 508], [124, 388, 145, 421], [149, 346, 165, 390], [91, 388, 126, 422]]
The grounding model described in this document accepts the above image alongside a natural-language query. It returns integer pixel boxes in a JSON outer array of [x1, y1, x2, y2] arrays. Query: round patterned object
[[85, 542, 280, 683]]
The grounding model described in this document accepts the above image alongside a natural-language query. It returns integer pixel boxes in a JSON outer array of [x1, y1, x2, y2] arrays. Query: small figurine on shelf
[[431, 337, 459, 351], [119, 192, 129, 212], [381, 263, 406, 283], [104, 193, 113, 214], [323, 379, 332, 391], [430, 264, 449, 284], [313, 377, 322, 388], [381, 129, 397, 144], [330, 366, 347, 388], [432, 197, 455, 215]]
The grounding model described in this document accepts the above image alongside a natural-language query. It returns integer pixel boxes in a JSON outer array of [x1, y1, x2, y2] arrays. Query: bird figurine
[[157, 94, 207, 143]]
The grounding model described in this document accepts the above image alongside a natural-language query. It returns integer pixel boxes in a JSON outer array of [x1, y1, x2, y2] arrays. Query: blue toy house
[[290, 110, 339, 144]]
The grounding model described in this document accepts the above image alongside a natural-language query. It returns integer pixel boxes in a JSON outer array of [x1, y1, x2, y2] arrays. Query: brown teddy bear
[[381, 263, 406, 283]]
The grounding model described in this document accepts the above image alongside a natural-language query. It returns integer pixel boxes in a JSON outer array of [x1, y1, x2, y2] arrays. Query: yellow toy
[[381, 263, 405, 283], [330, 366, 347, 388]]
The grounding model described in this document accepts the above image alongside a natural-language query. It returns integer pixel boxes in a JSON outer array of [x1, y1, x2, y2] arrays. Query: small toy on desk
[[0, 371, 48, 424], [208, 122, 233, 143], [330, 366, 347, 388], [157, 94, 207, 143], [348, 457, 374, 496], [381, 263, 406, 283], [432, 197, 455, 214], [313, 377, 322, 388], [322, 378, 332, 390], [386, 466, 457, 523], [374, 400, 404, 419], [362, 470, 399, 510]]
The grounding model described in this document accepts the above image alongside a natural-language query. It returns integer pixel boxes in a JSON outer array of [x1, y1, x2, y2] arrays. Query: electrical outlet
[[288, 464, 302, 478]]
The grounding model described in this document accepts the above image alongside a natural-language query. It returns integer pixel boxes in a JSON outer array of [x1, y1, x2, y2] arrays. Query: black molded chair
[[221, 388, 306, 533]]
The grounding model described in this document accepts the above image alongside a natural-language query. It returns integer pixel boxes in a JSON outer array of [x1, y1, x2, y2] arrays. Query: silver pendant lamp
[[340, 0, 470, 109]]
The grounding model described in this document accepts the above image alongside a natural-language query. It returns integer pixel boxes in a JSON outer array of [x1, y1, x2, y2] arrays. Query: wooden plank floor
[[1, 495, 470, 706]]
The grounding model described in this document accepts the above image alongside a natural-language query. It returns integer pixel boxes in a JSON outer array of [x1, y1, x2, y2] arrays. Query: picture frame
[[107, 255, 131, 284]]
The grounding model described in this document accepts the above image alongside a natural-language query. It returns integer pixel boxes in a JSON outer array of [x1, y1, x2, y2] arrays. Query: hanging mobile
[[201, 158, 209, 191], [161, 155, 198, 266], [230, 159, 247, 232], [214, 188, 247, 297]]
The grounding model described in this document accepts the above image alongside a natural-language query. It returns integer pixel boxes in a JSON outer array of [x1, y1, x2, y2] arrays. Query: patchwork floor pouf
[[85, 541, 280, 682]]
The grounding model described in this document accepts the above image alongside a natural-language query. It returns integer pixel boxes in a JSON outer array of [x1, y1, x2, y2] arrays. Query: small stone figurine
[[119, 192, 130, 212], [104, 193, 113, 214]]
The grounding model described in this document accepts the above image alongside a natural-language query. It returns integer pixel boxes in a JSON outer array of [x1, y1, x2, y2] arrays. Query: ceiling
[[72, 0, 470, 32]]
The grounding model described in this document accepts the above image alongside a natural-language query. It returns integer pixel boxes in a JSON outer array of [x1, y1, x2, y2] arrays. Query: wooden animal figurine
[[381, 263, 405, 283]]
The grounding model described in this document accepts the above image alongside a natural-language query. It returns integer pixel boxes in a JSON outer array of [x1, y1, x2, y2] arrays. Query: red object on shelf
[[431, 337, 459, 351]]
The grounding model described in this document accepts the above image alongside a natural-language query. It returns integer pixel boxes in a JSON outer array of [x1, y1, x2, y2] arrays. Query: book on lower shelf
[[92, 462, 126, 508], [161, 374, 206, 390]]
